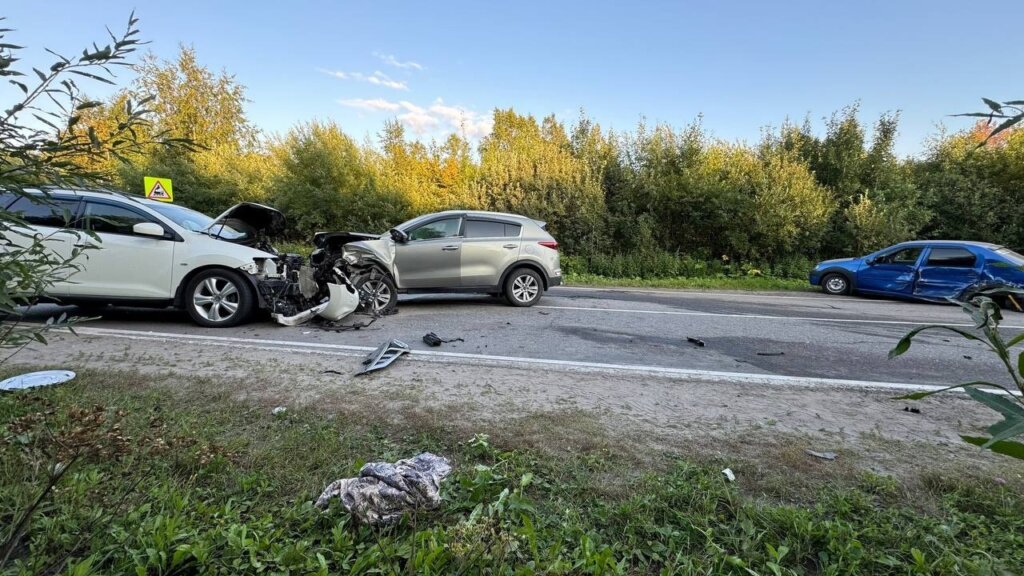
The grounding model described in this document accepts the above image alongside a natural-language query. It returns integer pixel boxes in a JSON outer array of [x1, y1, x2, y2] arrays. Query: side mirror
[[389, 228, 409, 244], [133, 222, 166, 238]]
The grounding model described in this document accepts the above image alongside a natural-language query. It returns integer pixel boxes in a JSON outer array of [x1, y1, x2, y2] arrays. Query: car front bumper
[[808, 271, 822, 286]]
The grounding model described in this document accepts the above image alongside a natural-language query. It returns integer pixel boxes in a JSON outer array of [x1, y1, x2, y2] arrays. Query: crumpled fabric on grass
[[314, 452, 453, 525]]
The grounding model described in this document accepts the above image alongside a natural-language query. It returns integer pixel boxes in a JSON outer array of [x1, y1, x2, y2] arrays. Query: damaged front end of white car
[[207, 203, 397, 327]]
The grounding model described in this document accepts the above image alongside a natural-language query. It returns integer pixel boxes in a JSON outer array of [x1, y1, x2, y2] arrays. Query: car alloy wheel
[[361, 278, 393, 312], [822, 273, 849, 295], [193, 275, 241, 323], [511, 273, 540, 304]]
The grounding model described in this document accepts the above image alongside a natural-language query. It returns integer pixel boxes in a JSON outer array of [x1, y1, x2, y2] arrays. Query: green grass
[[565, 272, 814, 292], [2, 368, 1023, 575]]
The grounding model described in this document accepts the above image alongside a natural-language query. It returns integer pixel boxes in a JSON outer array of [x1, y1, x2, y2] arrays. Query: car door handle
[[442, 245, 459, 251], [503, 244, 517, 249]]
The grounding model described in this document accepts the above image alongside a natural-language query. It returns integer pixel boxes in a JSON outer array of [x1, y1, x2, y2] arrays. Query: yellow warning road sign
[[144, 176, 173, 202]]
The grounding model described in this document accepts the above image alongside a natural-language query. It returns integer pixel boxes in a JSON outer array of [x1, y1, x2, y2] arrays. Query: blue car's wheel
[[821, 273, 850, 296]]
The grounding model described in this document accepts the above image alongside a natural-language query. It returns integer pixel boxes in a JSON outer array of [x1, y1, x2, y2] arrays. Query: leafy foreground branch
[[2, 369, 1023, 575], [890, 295, 1024, 459], [1, 12, 191, 357]]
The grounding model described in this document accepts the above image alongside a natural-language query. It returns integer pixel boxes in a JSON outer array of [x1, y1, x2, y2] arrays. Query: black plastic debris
[[903, 406, 921, 414], [322, 369, 345, 375], [687, 337, 705, 347], [422, 332, 465, 347], [319, 315, 378, 332], [757, 352, 785, 356], [358, 339, 411, 375], [805, 450, 837, 461]]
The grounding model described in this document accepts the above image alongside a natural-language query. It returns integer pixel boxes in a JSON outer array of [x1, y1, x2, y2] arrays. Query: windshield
[[145, 201, 245, 239], [146, 202, 215, 232], [996, 247, 1024, 266]]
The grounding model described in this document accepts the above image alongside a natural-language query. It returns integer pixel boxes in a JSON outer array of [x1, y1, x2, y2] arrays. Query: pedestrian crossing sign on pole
[[144, 177, 173, 202]]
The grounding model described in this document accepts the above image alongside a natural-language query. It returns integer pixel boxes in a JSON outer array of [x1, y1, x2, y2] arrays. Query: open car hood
[[313, 231, 382, 251], [206, 202, 286, 244]]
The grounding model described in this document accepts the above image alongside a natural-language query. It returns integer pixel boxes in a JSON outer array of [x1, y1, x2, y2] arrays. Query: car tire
[[504, 268, 544, 307], [184, 269, 254, 327], [354, 270, 398, 315], [821, 273, 851, 296]]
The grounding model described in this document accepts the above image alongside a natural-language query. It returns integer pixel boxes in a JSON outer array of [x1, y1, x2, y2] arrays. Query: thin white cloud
[[429, 99, 494, 138], [365, 71, 407, 91], [374, 52, 424, 70], [338, 98, 403, 112], [319, 68, 408, 91], [337, 97, 492, 138], [398, 110, 440, 134]]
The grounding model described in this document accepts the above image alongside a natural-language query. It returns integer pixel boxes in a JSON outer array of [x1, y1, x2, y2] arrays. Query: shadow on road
[[17, 293, 508, 327]]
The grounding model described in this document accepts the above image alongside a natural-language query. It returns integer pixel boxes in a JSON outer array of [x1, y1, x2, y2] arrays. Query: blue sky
[[5, 0, 1018, 156]]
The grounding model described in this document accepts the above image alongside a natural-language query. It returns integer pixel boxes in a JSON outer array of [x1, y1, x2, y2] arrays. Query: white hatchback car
[[4, 189, 281, 327]]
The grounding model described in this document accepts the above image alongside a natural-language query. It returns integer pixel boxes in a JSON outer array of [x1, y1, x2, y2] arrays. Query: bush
[[564, 251, 811, 280], [270, 121, 413, 238]]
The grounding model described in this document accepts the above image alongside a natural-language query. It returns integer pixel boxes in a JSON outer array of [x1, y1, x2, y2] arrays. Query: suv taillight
[[538, 240, 558, 251]]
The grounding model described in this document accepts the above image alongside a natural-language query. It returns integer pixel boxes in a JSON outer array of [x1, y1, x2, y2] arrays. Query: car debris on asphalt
[[756, 351, 785, 356], [358, 339, 411, 375], [686, 337, 706, 347], [0, 370, 76, 391], [314, 452, 452, 525], [805, 450, 838, 461], [422, 332, 465, 347], [271, 406, 287, 416], [903, 406, 921, 414], [721, 468, 736, 482]]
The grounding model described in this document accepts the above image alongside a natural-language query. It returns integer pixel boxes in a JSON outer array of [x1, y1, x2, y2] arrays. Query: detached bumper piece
[[270, 281, 360, 326], [358, 339, 410, 375]]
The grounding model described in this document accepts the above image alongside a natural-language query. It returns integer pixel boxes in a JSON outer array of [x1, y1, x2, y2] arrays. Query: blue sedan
[[809, 241, 1024, 302]]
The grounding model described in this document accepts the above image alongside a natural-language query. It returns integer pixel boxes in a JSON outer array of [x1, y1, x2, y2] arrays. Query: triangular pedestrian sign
[[149, 181, 169, 199], [144, 176, 173, 202]]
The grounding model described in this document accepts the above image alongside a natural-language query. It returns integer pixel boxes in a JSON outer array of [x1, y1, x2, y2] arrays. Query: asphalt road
[[24, 287, 1015, 387]]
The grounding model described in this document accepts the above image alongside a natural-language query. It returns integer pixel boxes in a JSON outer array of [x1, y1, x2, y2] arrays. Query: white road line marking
[[73, 326, 967, 394], [559, 286, 838, 301], [535, 305, 1024, 329]]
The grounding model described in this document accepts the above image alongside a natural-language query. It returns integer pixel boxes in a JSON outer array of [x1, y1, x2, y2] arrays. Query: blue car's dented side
[[809, 241, 1024, 302]]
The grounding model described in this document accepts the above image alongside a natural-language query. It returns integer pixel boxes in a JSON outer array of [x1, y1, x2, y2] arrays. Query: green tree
[[371, 120, 478, 213], [475, 109, 605, 252], [751, 148, 835, 260], [75, 46, 266, 215], [271, 121, 409, 237]]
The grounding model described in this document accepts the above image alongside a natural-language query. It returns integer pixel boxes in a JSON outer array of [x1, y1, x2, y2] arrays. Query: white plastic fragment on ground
[[805, 450, 838, 461], [271, 406, 287, 416], [319, 282, 360, 321], [271, 282, 359, 326], [0, 370, 76, 391], [722, 468, 736, 482], [315, 453, 452, 525]]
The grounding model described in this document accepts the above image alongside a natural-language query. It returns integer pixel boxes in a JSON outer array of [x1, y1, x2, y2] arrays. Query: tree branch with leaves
[[0, 12, 190, 360]]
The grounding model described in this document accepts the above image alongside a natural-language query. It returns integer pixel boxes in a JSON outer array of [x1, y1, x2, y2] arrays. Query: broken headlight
[[240, 258, 278, 276]]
